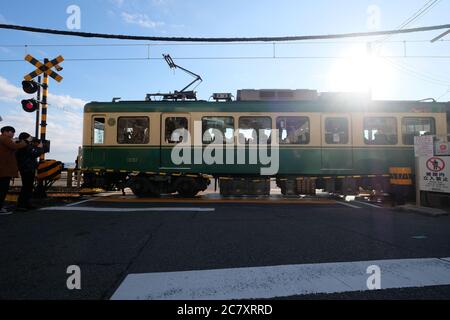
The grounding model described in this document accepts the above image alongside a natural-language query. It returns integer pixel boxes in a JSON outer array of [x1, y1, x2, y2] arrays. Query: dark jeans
[[17, 171, 35, 207], [0, 176, 11, 209]]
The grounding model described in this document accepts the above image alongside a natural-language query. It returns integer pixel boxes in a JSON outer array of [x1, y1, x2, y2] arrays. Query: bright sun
[[327, 45, 395, 96]]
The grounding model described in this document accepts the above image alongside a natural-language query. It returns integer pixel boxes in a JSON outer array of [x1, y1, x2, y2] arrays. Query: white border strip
[[335, 201, 361, 209], [111, 257, 450, 300], [40, 206, 215, 212], [65, 199, 93, 207], [352, 200, 383, 209]]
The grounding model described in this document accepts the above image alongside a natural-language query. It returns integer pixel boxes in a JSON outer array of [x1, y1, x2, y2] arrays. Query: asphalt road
[[1, 196, 450, 300]]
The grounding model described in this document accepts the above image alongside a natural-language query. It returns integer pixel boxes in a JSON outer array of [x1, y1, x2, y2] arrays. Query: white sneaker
[[0, 208, 13, 215]]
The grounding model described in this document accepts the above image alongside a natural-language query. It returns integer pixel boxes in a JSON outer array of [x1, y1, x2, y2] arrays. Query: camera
[[42, 139, 50, 153], [32, 138, 50, 153]]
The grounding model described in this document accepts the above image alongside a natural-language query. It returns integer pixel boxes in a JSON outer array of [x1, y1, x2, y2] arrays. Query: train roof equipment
[[145, 54, 203, 102]]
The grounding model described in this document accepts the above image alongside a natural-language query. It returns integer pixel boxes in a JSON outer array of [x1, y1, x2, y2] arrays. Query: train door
[[321, 114, 353, 171], [90, 115, 106, 166], [160, 113, 192, 171]]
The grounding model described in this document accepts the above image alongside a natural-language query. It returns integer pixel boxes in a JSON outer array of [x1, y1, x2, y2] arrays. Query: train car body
[[81, 90, 448, 196]]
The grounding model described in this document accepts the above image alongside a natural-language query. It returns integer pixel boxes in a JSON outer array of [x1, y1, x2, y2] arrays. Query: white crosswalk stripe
[[111, 257, 450, 300]]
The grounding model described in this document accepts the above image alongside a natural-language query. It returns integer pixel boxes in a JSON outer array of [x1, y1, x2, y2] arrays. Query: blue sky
[[1, 0, 450, 161]]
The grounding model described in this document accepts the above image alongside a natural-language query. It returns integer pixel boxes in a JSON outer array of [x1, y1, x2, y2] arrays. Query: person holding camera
[[0, 126, 27, 215], [15, 132, 45, 211]]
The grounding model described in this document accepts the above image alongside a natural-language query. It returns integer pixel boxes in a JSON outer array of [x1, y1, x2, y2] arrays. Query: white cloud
[[111, 0, 169, 8], [152, 0, 168, 5], [0, 76, 22, 102], [110, 0, 124, 8], [0, 76, 86, 110], [121, 12, 164, 29], [47, 93, 86, 111], [0, 76, 87, 162], [0, 46, 12, 55]]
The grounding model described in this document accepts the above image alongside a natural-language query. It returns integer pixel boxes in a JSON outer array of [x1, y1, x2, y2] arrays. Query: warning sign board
[[414, 135, 434, 157], [419, 156, 450, 193]]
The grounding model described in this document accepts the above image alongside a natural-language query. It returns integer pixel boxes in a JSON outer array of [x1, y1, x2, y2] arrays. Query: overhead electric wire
[[384, 56, 450, 83], [377, 0, 441, 43], [394, 0, 440, 30], [3, 54, 450, 63], [1, 39, 450, 48], [1, 21, 449, 93], [382, 57, 450, 87], [372, 0, 449, 92], [1, 23, 450, 42], [437, 88, 450, 100], [383, 58, 450, 84]]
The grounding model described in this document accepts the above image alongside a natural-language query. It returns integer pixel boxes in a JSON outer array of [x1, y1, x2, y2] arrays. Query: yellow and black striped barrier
[[37, 160, 63, 181], [389, 167, 413, 186]]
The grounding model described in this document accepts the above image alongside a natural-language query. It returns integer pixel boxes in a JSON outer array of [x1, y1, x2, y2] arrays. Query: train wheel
[[175, 177, 199, 197], [146, 180, 161, 197], [128, 176, 150, 197]]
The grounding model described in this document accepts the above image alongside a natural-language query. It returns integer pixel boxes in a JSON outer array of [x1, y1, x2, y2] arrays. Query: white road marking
[[39, 207, 215, 212], [65, 199, 93, 207], [335, 201, 361, 209], [111, 257, 450, 300], [352, 200, 384, 209]]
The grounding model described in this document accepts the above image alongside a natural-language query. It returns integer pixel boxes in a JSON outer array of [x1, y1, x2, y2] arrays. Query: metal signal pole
[[35, 76, 41, 138], [40, 59, 49, 161]]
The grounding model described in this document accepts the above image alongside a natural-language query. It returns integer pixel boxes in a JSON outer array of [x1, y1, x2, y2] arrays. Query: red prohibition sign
[[426, 157, 445, 172]]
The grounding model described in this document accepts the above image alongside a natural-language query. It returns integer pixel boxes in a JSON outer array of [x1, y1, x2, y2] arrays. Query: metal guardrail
[[10, 168, 83, 189], [65, 168, 83, 188]]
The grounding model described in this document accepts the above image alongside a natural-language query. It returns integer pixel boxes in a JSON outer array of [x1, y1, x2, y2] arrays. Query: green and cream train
[[81, 89, 449, 197]]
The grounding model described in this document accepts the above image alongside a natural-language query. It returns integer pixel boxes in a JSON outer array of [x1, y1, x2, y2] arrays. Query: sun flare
[[327, 45, 395, 96]]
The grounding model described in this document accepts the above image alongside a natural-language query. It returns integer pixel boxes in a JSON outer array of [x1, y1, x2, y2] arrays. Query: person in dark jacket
[[15, 132, 44, 210], [0, 126, 27, 215]]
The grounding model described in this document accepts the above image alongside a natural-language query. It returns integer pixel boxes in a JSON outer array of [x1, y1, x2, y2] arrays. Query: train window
[[364, 117, 397, 145], [93, 117, 105, 144], [117, 117, 149, 144], [276, 116, 310, 144], [202, 116, 234, 144], [238, 117, 272, 144], [165, 117, 188, 143], [325, 118, 349, 144], [402, 117, 436, 145]]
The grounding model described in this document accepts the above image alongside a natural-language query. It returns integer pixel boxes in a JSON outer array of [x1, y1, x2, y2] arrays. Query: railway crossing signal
[[22, 54, 65, 198], [22, 54, 64, 161]]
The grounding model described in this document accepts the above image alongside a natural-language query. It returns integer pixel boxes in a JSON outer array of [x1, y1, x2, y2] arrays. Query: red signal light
[[21, 99, 39, 112]]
